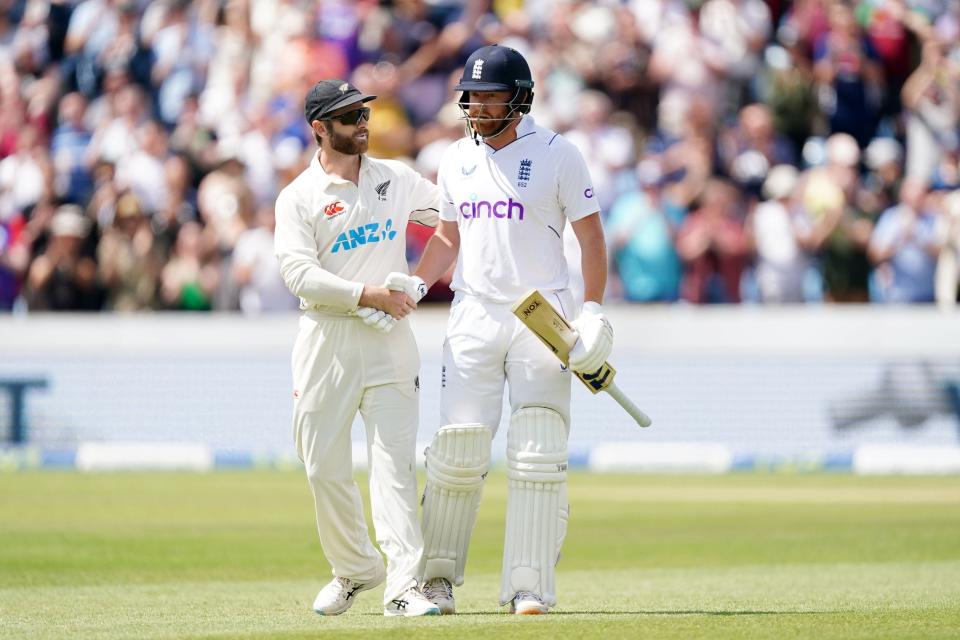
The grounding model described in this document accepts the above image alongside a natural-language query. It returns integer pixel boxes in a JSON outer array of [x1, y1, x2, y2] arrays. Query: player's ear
[[311, 120, 329, 147]]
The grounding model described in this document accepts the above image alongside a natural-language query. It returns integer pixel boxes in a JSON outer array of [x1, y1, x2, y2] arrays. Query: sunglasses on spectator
[[324, 107, 371, 126]]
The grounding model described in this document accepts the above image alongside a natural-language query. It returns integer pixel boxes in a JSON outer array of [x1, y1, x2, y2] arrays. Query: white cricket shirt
[[274, 154, 439, 314], [437, 115, 598, 302]]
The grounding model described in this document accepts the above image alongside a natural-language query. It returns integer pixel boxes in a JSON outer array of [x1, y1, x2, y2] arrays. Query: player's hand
[[568, 302, 613, 373], [384, 272, 428, 303], [356, 306, 397, 333], [359, 285, 416, 318]]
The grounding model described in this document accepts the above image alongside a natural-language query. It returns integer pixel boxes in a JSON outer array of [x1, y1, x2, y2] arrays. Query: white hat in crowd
[[763, 164, 799, 200], [825, 133, 860, 167], [864, 137, 903, 170], [50, 205, 89, 238]]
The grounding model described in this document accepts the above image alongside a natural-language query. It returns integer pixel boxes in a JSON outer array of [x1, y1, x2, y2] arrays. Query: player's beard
[[328, 128, 368, 155], [468, 109, 515, 140]]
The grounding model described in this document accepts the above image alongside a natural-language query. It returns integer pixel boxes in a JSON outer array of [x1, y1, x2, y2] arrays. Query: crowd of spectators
[[1, 0, 959, 312]]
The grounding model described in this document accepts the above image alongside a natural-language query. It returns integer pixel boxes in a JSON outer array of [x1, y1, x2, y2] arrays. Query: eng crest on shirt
[[517, 159, 532, 187]]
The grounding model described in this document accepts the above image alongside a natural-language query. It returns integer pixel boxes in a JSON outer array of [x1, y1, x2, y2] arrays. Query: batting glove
[[384, 272, 428, 303], [568, 301, 613, 373], [356, 306, 397, 333]]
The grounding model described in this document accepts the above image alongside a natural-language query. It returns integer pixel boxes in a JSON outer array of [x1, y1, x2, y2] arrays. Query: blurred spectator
[[812, 1, 884, 148], [232, 204, 297, 314], [799, 132, 875, 302], [154, 154, 198, 254], [0, 124, 52, 222], [901, 37, 960, 181], [160, 220, 218, 311], [153, 0, 216, 128], [97, 192, 161, 311], [677, 178, 751, 303], [758, 31, 818, 156], [606, 160, 682, 302], [196, 146, 254, 310], [11, 0, 50, 77], [0, 208, 30, 310], [749, 164, 815, 303], [651, 96, 716, 212], [63, 0, 127, 97], [87, 82, 148, 165], [24, 204, 101, 310], [354, 62, 416, 160], [867, 177, 939, 302], [718, 103, 797, 197], [859, 136, 904, 217], [936, 189, 960, 308], [648, 10, 724, 127], [698, 0, 772, 112], [50, 92, 95, 205], [117, 119, 169, 216]]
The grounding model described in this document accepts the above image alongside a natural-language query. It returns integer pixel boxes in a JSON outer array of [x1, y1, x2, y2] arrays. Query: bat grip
[[606, 382, 652, 428]]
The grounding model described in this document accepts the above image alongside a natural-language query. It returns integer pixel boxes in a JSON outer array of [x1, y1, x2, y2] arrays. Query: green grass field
[[2, 470, 959, 639]]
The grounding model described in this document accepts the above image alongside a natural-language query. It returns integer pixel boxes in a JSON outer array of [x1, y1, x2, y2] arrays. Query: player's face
[[319, 101, 370, 155], [466, 90, 513, 135]]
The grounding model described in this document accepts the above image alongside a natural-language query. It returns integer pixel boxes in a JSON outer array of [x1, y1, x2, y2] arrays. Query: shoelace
[[333, 576, 362, 600], [422, 579, 452, 600], [514, 590, 543, 604]]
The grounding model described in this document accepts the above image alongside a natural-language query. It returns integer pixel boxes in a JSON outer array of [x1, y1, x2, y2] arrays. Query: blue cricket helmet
[[455, 45, 534, 114]]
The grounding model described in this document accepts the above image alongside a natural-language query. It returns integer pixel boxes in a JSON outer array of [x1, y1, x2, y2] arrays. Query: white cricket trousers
[[291, 312, 423, 604], [440, 290, 573, 431]]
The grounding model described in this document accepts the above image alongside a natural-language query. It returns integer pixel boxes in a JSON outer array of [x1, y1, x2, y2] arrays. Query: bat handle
[[606, 382, 652, 428]]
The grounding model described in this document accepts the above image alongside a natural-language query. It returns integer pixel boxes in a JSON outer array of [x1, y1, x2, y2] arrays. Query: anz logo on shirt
[[331, 218, 398, 254]]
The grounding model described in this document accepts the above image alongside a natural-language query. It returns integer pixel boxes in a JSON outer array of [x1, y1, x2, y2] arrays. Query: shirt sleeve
[[552, 135, 600, 222], [273, 188, 363, 311], [403, 165, 441, 227]]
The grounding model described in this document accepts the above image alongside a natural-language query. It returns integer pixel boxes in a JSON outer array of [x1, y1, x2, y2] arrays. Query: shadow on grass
[[359, 609, 836, 617]]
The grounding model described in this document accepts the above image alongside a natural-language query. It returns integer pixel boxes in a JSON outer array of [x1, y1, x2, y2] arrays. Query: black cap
[[304, 80, 376, 123], [455, 45, 534, 93]]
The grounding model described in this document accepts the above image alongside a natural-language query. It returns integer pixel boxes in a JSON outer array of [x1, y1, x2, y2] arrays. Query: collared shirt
[[274, 154, 439, 314], [437, 115, 598, 303]]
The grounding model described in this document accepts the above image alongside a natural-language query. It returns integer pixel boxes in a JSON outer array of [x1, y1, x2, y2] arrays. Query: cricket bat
[[512, 290, 652, 428]]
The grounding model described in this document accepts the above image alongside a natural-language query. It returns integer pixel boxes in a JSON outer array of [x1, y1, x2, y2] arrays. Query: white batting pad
[[500, 406, 568, 606], [419, 423, 492, 586]]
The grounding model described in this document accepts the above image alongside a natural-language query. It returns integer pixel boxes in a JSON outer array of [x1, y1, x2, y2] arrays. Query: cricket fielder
[[392, 45, 614, 614], [274, 79, 441, 617]]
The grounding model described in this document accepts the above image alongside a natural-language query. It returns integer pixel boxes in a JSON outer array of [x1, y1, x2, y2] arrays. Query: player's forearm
[[277, 257, 363, 311], [580, 247, 608, 304], [414, 228, 459, 288], [572, 214, 607, 303]]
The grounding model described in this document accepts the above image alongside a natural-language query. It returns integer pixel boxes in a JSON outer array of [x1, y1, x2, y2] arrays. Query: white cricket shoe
[[510, 591, 549, 615], [383, 587, 441, 617], [422, 577, 455, 614], [313, 576, 377, 616]]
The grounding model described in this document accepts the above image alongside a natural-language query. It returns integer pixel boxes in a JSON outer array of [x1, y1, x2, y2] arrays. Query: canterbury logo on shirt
[[458, 198, 525, 220], [331, 218, 398, 253], [323, 201, 345, 218]]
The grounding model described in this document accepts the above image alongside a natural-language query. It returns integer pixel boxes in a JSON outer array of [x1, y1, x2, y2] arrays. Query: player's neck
[[482, 119, 521, 150], [318, 148, 362, 184]]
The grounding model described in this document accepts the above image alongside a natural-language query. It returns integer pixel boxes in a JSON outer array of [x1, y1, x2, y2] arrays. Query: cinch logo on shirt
[[459, 198, 525, 220], [331, 218, 398, 253]]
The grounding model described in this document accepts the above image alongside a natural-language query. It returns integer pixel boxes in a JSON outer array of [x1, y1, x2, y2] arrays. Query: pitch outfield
[[2, 471, 959, 639]]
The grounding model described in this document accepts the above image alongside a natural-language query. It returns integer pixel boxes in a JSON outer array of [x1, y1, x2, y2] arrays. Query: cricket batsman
[[273, 78, 441, 617], [389, 45, 614, 614]]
